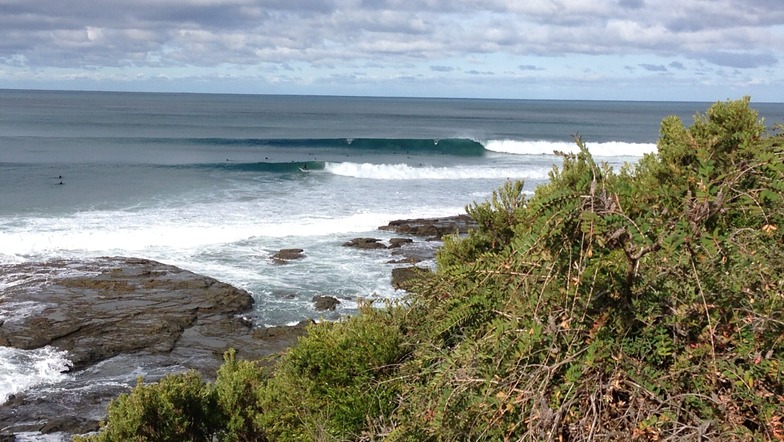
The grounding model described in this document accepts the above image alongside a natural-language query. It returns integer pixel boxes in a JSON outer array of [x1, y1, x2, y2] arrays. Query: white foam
[[484, 139, 656, 157], [0, 271, 36, 292], [1, 206, 467, 260], [0, 346, 73, 404], [12, 431, 70, 441], [0, 301, 48, 323], [324, 162, 550, 180]]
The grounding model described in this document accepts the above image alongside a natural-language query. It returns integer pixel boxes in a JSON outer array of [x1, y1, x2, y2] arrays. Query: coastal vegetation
[[78, 98, 784, 441]]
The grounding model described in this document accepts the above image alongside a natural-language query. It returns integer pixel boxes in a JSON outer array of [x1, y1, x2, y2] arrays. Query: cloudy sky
[[1, 0, 783, 101]]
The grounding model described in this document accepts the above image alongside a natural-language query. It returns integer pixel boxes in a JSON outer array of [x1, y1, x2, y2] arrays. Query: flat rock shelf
[[0, 257, 308, 437]]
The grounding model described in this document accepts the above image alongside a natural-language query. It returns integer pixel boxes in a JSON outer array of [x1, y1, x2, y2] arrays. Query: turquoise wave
[[181, 137, 486, 156], [193, 160, 326, 173]]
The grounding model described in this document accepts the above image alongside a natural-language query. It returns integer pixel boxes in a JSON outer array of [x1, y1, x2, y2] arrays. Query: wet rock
[[379, 214, 477, 239], [391, 266, 431, 290], [342, 237, 387, 249], [388, 237, 414, 248], [386, 257, 422, 264], [0, 257, 254, 370], [40, 416, 99, 435], [0, 257, 308, 439], [253, 319, 313, 341], [312, 295, 341, 311], [389, 240, 441, 264], [271, 248, 306, 262], [377, 215, 475, 283]]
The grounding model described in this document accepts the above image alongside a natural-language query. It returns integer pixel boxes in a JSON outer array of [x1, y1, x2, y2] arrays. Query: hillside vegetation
[[79, 98, 784, 441]]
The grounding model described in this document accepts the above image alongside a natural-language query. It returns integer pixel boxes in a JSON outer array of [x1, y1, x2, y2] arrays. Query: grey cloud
[[639, 63, 667, 72], [668, 61, 685, 70], [698, 51, 778, 69], [430, 65, 454, 72], [0, 0, 782, 79], [618, 0, 645, 9]]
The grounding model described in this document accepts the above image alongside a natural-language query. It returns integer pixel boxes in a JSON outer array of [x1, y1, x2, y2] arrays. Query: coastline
[[0, 215, 475, 439]]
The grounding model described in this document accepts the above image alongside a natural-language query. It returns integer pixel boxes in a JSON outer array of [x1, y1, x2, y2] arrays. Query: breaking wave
[[324, 162, 550, 180], [484, 139, 656, 157]]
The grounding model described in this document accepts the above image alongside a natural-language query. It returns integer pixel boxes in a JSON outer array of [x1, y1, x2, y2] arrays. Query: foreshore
[[0, 215, 475, 439]]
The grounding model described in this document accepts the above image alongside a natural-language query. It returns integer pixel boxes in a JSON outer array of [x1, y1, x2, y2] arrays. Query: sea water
[[1, 90, 782, 409]]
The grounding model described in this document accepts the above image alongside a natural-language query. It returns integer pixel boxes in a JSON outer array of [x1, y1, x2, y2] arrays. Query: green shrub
[[214, 349, 270, 441], [391, 98, 784, 440], [77, 371, 219, 441], [256, 302, 406, 441]]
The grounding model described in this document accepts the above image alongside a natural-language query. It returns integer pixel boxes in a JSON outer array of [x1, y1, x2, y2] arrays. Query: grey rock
[[312, 295, 341, 311], [342, 237, 387, 249], [391, 266, 431, 290], [388, 237, 414, 248], [379, 214, 477, 239], [0, 257, 307, 439], [271, 248, 306, 262]]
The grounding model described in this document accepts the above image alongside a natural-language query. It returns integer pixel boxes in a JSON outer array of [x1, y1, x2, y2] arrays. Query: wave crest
[[324, 162, 550, 180], [484, 140, 656, 157]]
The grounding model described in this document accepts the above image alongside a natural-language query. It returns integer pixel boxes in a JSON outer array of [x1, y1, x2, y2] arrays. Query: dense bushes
[[254, 303, 405, 441], [82, 98, 784, 441], [75, 351, 266, 442], [394, 97, 784, 440]]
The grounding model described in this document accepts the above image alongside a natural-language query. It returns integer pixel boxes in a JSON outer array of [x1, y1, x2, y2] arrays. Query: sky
[[1, 0, 783, 101]]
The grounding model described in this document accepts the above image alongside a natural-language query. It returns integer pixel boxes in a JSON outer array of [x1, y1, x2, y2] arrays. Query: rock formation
[[0, 257, 307, 438]]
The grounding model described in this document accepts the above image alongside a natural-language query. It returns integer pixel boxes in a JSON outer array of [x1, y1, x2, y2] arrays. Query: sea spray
[[0, 346, 72, 404]]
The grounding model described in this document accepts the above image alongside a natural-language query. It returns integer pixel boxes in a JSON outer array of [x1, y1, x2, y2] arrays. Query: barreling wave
[[184, 137, 487, 156], [324, 162, 550, 181], [484, 140, 657, 157]]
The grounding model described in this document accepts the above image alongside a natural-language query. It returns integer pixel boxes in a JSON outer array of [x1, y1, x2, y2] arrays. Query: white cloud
[[0, 0, 781, 99]]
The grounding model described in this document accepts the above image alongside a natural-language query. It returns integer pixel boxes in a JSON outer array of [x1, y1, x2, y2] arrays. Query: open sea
[[1, 89, 782, 431]]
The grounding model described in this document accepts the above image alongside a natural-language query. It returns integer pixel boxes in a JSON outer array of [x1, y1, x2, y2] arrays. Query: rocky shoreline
[[0, 215, 475, 439], [0, 257, 311, 437]]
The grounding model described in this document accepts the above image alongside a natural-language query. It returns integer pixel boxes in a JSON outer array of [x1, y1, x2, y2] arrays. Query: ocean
[[1, 89, 782, 428]]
